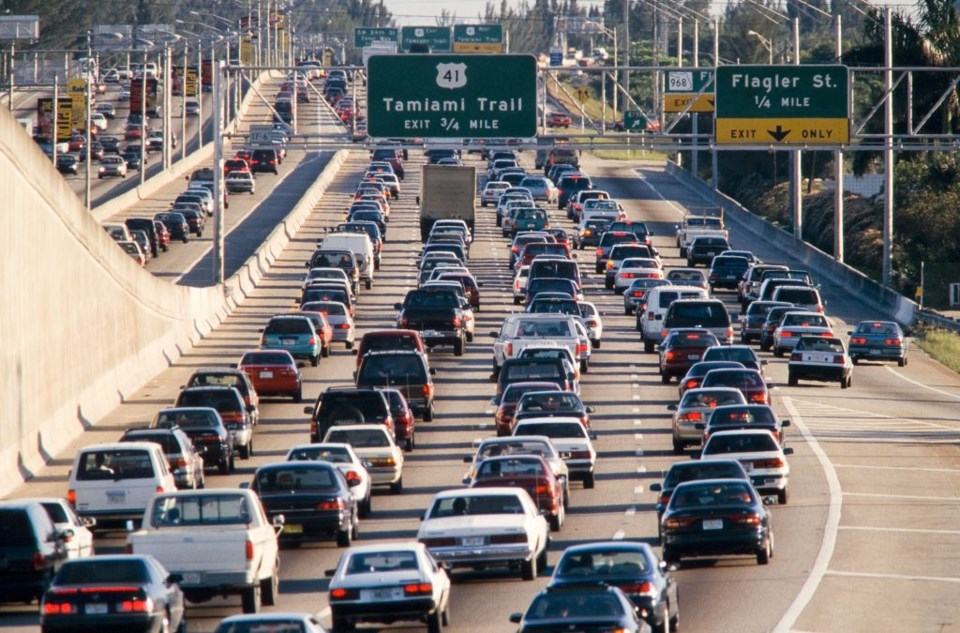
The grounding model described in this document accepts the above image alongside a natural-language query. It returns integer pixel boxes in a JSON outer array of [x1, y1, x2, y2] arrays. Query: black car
[[99, 135, 121, 153], [56, 153, 79, 174], [701, 344, 766, 374], [39, 555, 186, 633], [514, 389, 594, 427], [510, 584, 649, 632], [175, 208, 204, 237], [660, 478, 774, 566], [355, 350, 436, 421], [0, 500, 71, 604], [524, 278, 580, 304], [555, 173, 594, 210], [708, 254, 751, 291], [122, 146, 146, 170], [151, 407, 235, 473], [250, 148, 280, 174], [154, 212, 190, 243], [125, 217, 160, 257], [687, 236, 731, 267], [758, 305, 800, 351], [185, 367, 260, 427], [248, 461, 359, 546], [394, 289, 467, 356], [494, 357, 577, 403], [649, 459, 750, 519], [304, 386, 394, 444], [550, 542, 678, 632], [702, 404, 791, 445]]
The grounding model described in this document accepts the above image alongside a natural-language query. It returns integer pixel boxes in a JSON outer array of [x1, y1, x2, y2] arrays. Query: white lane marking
[[625, 507, 636, 516], [844, 492, 960, 502], [884, 366, 960, 400], [612, 530, 626, 540], [632, 394, 641, 401], [634, 485, 645, 495], [634, 433, 644, 441], [637, 465, 647, 473], [835, 463, 960, 474], [633, 169, 689, 217], [771, 396, 842, 633], [317, 607, 331, 619], [826, 570, 960, 584], [632, 407, 641, 413], [840, 525, 960, 536], [633, 419, 643, 426]]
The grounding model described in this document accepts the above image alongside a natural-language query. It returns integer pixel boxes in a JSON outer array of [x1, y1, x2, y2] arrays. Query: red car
[[701, 368, 771, 405], [493, 381, 562, 437], [294, 310, 334, 358], [678, 361, 746, 397], [224, 158, 250, 176], [659, 328, 721, 384], [469, 454, 566, 531], [546, 111, 573, 127], [234, 150, 252, 164], [153, 220, 171, 252], [238, 349, 303, 401], [354, 330, 426, 370], [382, 388, 416, 452]]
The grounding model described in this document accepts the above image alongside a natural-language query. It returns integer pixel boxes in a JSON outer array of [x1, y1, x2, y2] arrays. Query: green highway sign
[[715, 65, 850, 145], [367, 54, 537, 139], [665, 69, 713, 94], [354, 27, 398, 48], [401, 26, 451, 52], [623, 110, 646, 131], [452, 24, 503, 53]]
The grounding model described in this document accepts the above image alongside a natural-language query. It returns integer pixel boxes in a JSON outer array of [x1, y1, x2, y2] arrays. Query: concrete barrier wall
[[0, 92, 349, 497], [665, 162, 917, 325]]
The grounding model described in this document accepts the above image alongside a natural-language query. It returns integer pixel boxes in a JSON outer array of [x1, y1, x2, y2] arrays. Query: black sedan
[[248, 461, 359, 546], [660, 478, 774, 566], [151, 406, 235, 474], [550, 542, 678, 633], [153, 212, 190, 243], [510, 584, 650, 632], [40, 554, 185, 633], [650, 459, 751, 521], [56, 153, 78, 175], [513, 389, 594, 428]]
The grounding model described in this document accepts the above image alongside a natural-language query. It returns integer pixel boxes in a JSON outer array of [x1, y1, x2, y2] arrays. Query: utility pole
[[623, 0, 630, 111], [882, 7, 894, 286], [834, 14, 844, 263], [84, 30, 92, 211], [790, 17, 802, 241]]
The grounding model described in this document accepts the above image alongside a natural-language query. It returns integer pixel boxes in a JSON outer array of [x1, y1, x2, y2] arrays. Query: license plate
[[182, 572, 201, 584], [869, 349, 881, 355], [688, 354, 700, 361], [106, 491, 126, 504], [281, 338, 297, 345], [360, 587, 404, 601], [460, 536, 485, 546], [702, 519, 723, 530], [85, 603, 108, 615], [805, 353, 832, 362], [284, 523, 303, 534], [423, 330, 441, 338], [259, 370, 274, 379], [743, 462, 754, 472]]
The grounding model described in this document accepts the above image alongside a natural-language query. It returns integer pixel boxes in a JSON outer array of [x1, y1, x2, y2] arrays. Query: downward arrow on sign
[[768, 125, 791, 142]]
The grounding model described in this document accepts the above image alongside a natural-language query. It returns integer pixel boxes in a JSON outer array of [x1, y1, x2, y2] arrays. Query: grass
[[914, 326, 960, 374]]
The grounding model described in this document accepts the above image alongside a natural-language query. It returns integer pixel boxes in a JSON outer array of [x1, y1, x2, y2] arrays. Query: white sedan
[[323, 424, 404, 494], [699, 428, 794, 504], [772, 311, 833, 357], [417, 488, 550, 581], [481, 180, 510, 207], [285, 443, 373, 518], [36, 497, 95, 559], [326, 542, 451, 632], [576, 300, 603, 348], [613, 258, 664, 294], [512, 417, 597, 489], [226, 171, 256, 194]]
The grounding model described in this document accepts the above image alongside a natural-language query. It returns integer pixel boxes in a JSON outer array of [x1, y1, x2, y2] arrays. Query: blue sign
[[549, 48, 563, 67]]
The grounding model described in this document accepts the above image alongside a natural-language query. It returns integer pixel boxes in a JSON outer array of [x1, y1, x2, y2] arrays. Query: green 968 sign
[[366, 54, 538, 139]]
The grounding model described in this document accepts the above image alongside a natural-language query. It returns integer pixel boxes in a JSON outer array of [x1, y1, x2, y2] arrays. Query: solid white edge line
[[835, 463, 960, 474], [840, 525, 960, 536], [632, 169, 689, 217], [318, 606, 331, 619], [826, 570, 960, 584], [771, 396, 843, 633], [883, 365, 960, 401]]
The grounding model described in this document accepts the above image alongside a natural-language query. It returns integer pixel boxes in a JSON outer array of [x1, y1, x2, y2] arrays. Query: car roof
[[433, 487, 529, 499]]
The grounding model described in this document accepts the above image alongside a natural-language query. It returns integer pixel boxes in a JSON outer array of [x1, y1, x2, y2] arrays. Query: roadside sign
[[623, 110, 646, 131], [715, 65, 849, 145], [185, 67, 199, 97], [663, 69, 715, 113], [549, 48, 563, 67], [401, 26, 451, 53], [367, 54, 537, 139], [56, 97, 72, 139], [240, 35, 254, 65], [354, 27, 398, 48], [575, 86, 591, 103], [67, 77, 86, 127], [452, 24, 503, 53], [249, 124, 274, 147]]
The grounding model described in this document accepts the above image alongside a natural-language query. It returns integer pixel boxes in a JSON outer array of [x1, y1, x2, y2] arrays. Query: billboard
[[130, 77, 158, 113]]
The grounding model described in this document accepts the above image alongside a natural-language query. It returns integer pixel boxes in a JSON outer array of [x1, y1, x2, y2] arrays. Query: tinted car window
[[0, 511, 35, 545]]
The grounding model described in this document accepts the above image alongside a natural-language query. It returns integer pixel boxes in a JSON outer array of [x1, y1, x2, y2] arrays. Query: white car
[[481, 180, 510, 207], [301, 300, 355, 349], [431, 218, 472, 243], [97, 155, 127, 179], [35, 497, 95, 559], [285, 443, 373, 518], [326, 543, 451, 632], [699, 428, 793, 504], [773, 311, 834, 357], [118, 87, 131, 101], [613, 258, 664, 294], [462, 435, 571, 507], [513, 265, 530, 305], [787, 335, 853, 389], [226, 171, 256, 194], [512, 417, 597, 489], [576, 301, 603, 348], [89, 112, 108, 131], [416, 488, 550, 581], [323, 424, 404, 494]]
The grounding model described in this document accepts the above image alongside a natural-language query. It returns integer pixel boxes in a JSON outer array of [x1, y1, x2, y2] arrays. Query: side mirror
[[303, 406, 314, 415], [430, 368, 437, 375], [239, 481, 250, 489], [305, 261, 310, 267], [83, 517, 97, 528], [783, 447, 795, 455], [762, 495, 779, 505], [393, 302, 402, 310], [463, 456, 472, 463], [490, 397, 498, 405], [462, 476, 471, 485], [731, 313, 740, 322], [690, 450, 702, 460], [229, 363, 238, 369], [489, 331, 499, 338], [324, 569, 337, 577], [297, 362, 306, 368], [58, 528, 75, 542], [649, 482, 662, 492], [510, 613, 524, 624], [272, 514, 285, 527], [167, 572, 183, 585], [782, 419, 791, 427], [760, 359, 769, 365], [586, 406, 596, 413], [667, 404, 677, 411], [257, 328, 264, 333], [846, 330, 853, 335], [589, 432, 598, 441]]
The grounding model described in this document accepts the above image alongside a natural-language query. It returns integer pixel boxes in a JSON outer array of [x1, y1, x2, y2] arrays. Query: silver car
[[667, 387, 746, 454], [518, 176, 558, 203]]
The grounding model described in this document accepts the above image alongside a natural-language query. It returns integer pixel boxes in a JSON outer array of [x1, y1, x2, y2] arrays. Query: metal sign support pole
[[790, 18, 802, 241], [834, 14, 845, 263], [213, 61, 224, 286], [882, 7, 894, 287], [691, 19, 699, 179]]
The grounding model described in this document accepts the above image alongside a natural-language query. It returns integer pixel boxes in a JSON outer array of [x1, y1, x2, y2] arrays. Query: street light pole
[[747, 30, 773, 64], [84, 30, 92, 211]]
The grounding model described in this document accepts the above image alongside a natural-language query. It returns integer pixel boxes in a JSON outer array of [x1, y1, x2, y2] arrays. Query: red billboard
[[130, 77, 158, 113]]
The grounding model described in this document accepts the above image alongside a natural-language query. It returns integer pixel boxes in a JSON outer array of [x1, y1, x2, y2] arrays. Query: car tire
[[513, 297, 521, 305], [661, 373, 671, 384], [332, 616, 354, 632], [240, 443, 251, 460], [390, 477, 403, 494], [778, 488, 789, 505], [241, 583, 261, 614], [757, 540, 771, 565], [844, 375, 852, 389], [229, 454, 236, 472], [481, 200, 487, 207], [219, 458, 230, 474], [595, 266, 603, 274], [679, 247, 687, 258], [899, 356, 907, 367], [521, 555, 537, 581], [345, 340, 354, 350], [293, 387, 302, 402], [197, 471, 205, 489], [359, 495, 372, 518], [182, 237, 188, 244], [788, 372, 798, 387], [583, 472, 595, 489], [261, 571, 278, 606], [662, 547, 679, 566], [454, 338, 465, 357], [322, 343, 331, 358], [466, 331, 474, 343], [365, 280, 372, 290], [625, 306, 633, 315], [773, 347, 783, 358], [593, 339, 600, 349], [760, 341, 771, 352], [644, 341, 655, 354], [672, 437, 685, 455], [851, 356, 859, 365], [424, 404, 434, 422], [405, 436, 414, 452], [310, 354, 319, 367], [549, 504, 564, 532], [580, 359, 589, 374], [537, 546, 549, 572], [336, 524, 352, 547], [427, 609, 442, 633]]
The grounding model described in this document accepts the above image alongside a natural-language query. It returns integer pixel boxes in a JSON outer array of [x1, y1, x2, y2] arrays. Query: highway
[[2, 137, 960, 633]]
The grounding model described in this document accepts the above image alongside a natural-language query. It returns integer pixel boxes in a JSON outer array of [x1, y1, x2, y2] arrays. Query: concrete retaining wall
[[0, 92, 349, 497], [665, 161, 917, 325]]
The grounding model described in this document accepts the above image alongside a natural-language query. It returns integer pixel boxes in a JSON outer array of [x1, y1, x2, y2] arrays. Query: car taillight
[[683, 379, 699, 391], [330, 588, 357, 600], [790, 352, 802, 361], [423, 384, 433, 398], [620, 581, 656, 597], [175, 457, 188, 468], [506, 343, 513, 356], [117, 597, 153, 613], [834, 355, 846, 364], [726, 327, 733, 341], [577, 342, 587, 355], [67, 489, 76, 506], [850, 337, 867, 344], [621, 272, 635, 279], [339, 323, 351, 329], [535, 484, 551, 495], [33, 551, 46, 571], [664, 517, 695, 530], [452, 316, 463, 328], [245, 540, 255, 560], [399, 316, 408, 327], [658, 493, 671, 506], [750, 392, 768, 404], [489, 533, 527, 544], [886, 338, 902, 345], [317, 499, 346, 511], [419, 537, 457, 547], [678, 411, 702, 422], [753, 458, 785, 469], [583, 229, 592, 236], [816, 305, 823, 313], [665, 351, 676, 360], [569, 450, 591, 459], [405, 583, 433, 595], [606, 260, 614, 269], [780, 331, 793, 338], [42, 601, 77, 615], [661, 329, 668, 338], [737, 513, 763, 526], [596, 248, 604, 256]]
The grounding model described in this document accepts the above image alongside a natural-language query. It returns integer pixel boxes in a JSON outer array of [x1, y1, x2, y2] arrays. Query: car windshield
[[430, 494, 525, 517], [151, 493, 256, 527], [287, 446, 351, 463], [704, 433, 779, 455], [325, 428, 390, 448], [257, 466, 336, 492], [56, 560, 149, 584], [346, 551, 419, 574], [516, 320, 571, 338], [527, 593, 623, 619], [670, 482, 755, 509], [856, 322, 900, 335], [556, 549, 649, 576], [515, 422, 585, 439]]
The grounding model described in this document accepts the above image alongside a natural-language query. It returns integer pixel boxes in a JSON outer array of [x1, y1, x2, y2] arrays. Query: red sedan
[[238, 349, 303, 401], [701, 368, 770, 405], [658, 328, 720, 384], [546, 111, 573, 127], [493, 381, 562, 437], [470, 454, 566, 531]]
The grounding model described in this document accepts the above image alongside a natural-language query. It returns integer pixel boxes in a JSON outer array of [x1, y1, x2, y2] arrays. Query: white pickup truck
[[126, 489, 282, 614], [490, 314, 591, 375], [675, 207, 727, 257]]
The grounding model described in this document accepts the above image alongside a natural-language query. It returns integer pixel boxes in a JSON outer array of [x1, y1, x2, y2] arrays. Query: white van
[[640, 285, 710, 352], [68, 442, 176, 529], [319, 233, 375, 289]]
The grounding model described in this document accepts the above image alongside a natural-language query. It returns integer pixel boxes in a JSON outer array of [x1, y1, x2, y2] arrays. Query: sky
[[380, 0, 917, 26]]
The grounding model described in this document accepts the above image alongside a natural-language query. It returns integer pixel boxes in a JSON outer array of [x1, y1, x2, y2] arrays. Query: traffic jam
[[4, 71, 913, 632]]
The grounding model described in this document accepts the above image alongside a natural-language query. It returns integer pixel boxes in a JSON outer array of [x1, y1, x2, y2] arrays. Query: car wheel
[[773, 347, 783, 358], [453, 338, 465, 357], [513, 297, 521, 305], [345, 340, 354, 350], [549, 504, 564, 532], [240, 443, 251, 459], [625, 306, 633, 316], [219, 458, 230, 474], [466, 331, 474, 343], [537, 546, 549, 571], [777, 487, 789, 505], [365, 279, 372, 290], [405, 436, 414, 452], [241, 583, 261, 614], [481, 200, 487, 207], [424, 404, 434, 422], [521, 554, 537, 581], [672, 436, 685, 455], [359, 495, 372, 518], [293, 387, 302, 402], [788, 372, 798, 387], [644, 340, 655, 353], [679, 247, 687, 258], [321, 343, 331, 358], [229, 454, 236, 472], [580, 358, 589, 373], [760, 341, 771, 352], [442, 602, 451, 626], [310, 354, 319, 367], [661, 373, 671, 384], [390, 477, 403, 494], [336, 524, 352, 547], [583, 472, 595, 489], [261, 570, 278, 606], [899, 356, 907, 367], [757, 540, 771, 565], [197, 470, 205, 489], [332, 616, 354, 632], [427, 609, 442, 633]]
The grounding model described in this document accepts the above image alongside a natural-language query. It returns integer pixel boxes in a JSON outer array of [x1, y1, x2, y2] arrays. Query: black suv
[[708, 255, 751, 291], [124, 217, 160, 257], [394, 288, 467, 356], [687, 236, 731, 267], [185, 368, 260, 427], [250, 148, 280, 174], [355, 350, 436, 421], [556, 173, 593, 210], [304, 387, 394, 443], [151, 407, 235, 473], [0, 500, 70, 603]]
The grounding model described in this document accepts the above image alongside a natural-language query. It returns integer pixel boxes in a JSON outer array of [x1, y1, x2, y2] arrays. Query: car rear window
[[151, 493, 253, 527], [265, 318, 311, 335], [671, 482, 754, 508], [318, 393, 387, 424], [776, 288, 820, 304], [667, 302, 730, 327], [664, 463, 746, 487], [0, 511, 35, 545], [57, 559, 149, 583], [325, 428, 390, 447], [357, 355, 426, 384], [710, 407, 776, 426], [257, 466, 336, 492], [76, 449, 156, 480], [515, 319, 572, 337]]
